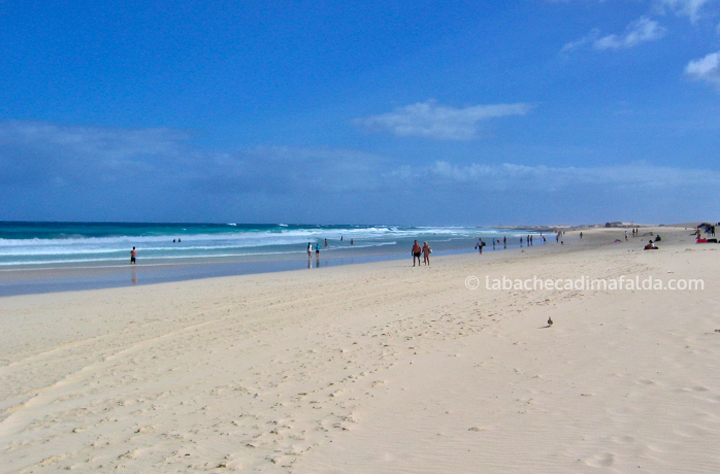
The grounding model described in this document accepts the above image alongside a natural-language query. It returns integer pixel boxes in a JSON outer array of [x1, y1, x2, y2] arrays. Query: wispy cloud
[[685, 50, 720, 87], [656, 0, 715, 23], [0, 120, 191, 186], [354, 100, 534, 140], [388, 161, 720, 191], [192, 146, 388, 195], [4, 120, 713, 197], [557, 0, 716, 23], [594, 17, 667, 50], [562, 17, 667, 53], [0, 121, 389, 194], [2, 120, 717, 223]]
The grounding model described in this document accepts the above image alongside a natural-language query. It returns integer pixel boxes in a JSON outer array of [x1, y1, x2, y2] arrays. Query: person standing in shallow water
[[412, 240, 422, 267], [130, 247, 137, 265]]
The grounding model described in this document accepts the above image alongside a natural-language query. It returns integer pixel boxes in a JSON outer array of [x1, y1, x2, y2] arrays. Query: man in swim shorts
[[130, 247, 137, 264], [412, 240, 422, 267]]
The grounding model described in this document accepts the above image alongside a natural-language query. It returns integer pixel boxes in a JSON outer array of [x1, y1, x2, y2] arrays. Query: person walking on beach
[[315, 243, 320, 256], [422, 241, 431, 265], [503, 236, 507, 248], [130, 247, 137, 265], [307, 242, 312, 258], [475, 238, 484, 254], [412, 240, 422, 266]]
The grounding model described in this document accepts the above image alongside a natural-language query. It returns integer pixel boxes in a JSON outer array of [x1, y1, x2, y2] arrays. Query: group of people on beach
[[414, 232, 551, 266], [474, 234, 548, 254], [307, 236, 356, 257]]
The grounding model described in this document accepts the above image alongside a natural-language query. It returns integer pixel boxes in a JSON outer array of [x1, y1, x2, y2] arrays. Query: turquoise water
[[0, 222, 550, 296], [0, 222, 538, 268]]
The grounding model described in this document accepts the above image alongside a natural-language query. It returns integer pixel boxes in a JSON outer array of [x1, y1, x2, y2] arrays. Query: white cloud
[[561, 30, 598, 53], [685, 50, 720, 86], [560, 0, 716, 23], [355, 100, 534, 140], [0, 120, 393, 195], [656, 0, 715, 23], [0, 121, 192, 186], [563, 17, 666, 53], [389, 161, 720, 191], [593, 17, 667, 50]]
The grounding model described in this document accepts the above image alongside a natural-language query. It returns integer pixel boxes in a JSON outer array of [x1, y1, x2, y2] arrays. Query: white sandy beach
[[1, 226, 719, 473]]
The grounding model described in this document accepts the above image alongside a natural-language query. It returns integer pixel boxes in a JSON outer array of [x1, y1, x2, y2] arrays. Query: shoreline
[[0, 224, 702, 297], [0, 239, 540, 297]]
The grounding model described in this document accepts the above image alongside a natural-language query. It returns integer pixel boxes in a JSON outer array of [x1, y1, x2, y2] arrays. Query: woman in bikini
[[422, 241, 432, 265]]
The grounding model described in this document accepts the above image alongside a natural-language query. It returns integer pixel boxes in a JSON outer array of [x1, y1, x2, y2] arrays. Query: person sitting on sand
[[422, 241, 431, 265], [644, 240, 658, 250], [412, 240, 422, 267]]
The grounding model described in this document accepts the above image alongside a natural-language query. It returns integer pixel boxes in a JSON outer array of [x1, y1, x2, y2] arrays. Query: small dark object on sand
[[547, 317, 553, 326]]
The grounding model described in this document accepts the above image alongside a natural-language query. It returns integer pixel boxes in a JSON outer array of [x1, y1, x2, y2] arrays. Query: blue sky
[[1, 0, 719, 225]]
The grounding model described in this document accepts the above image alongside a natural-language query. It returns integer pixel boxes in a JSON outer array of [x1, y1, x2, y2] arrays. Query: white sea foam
[[0, 224, 536, 267]]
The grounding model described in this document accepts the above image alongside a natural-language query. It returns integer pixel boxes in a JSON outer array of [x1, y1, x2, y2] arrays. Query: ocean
[[0, 222, 546, 296]]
